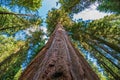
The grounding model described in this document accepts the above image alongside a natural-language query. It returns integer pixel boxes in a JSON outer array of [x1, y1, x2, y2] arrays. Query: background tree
[[0, 0, 42, 12], [0, 7, 42, 35], [0, 0, 45, 79], [97, 0, 120, 13], [0, 27, 45, 79]]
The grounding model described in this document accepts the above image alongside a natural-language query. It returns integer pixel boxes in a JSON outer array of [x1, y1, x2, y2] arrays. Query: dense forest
[[0, 0, 120, 80]]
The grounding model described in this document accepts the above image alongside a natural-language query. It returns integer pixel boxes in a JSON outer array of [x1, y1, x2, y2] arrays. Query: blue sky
[[38, 0, 60, 26], [73, 3, 111, 20], [39, 0, 60, 19]]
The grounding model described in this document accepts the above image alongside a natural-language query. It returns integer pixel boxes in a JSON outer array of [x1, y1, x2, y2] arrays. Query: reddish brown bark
[[19, 23, 99, 80]]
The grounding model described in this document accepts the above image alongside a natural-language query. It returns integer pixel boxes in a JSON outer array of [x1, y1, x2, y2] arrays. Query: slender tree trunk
[[80, 39, 120, 80], [82, 35, 120, 69], [80, 30, 120, 53], [19, 23, 99, 80]]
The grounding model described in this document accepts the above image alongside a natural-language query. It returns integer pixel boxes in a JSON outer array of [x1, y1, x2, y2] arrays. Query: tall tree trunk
[[19, 23, 99, 80]]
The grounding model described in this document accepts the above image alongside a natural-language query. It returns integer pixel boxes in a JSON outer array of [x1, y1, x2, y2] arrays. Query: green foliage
[[46, 8, 73, 35], [97, 0, 120, 13], [67, 21, 85, 40], [0, 7, 42, 35], [59, 0, 96, 14], [0, 0, 42, 11], [0, 35, 28, 79], [13, 68, 23, 80], [59, 0, 120, 14], [59, 0, 80, 13], [87, 14, 120, 46], [0, 36, 25, 63], [88, 60, 107, 80]]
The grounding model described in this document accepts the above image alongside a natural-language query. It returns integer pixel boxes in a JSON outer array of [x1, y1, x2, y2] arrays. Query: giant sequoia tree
[[19, 23, 99, 80]]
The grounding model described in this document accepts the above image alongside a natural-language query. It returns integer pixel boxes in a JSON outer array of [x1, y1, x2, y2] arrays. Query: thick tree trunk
[[19, 23, 99, 80]]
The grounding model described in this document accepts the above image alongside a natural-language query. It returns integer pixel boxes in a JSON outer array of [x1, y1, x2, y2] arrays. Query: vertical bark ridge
[[19, 23, 99, 80]]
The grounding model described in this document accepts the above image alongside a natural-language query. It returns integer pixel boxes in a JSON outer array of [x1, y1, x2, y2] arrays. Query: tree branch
[[0, 11, 34, 17]]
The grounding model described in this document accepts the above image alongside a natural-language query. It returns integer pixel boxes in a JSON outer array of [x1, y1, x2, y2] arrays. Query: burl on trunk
[[19, 23, 99, 80]]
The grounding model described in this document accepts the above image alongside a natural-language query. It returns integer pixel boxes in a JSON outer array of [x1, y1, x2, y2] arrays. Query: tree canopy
[[0, 0, 42, 11], [46, 8, 73, 35], [59, 0, 120, 14]]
